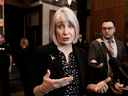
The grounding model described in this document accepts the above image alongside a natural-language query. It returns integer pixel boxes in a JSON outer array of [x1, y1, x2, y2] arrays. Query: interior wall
[[42, 3, 60, 45], [31, 1, 60, 45], [90, 0, 126, 43], [86, 0, 90, 44]]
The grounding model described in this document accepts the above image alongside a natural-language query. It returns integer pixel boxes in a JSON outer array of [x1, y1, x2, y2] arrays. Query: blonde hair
[[50, 7, 80, 45], [20, 38, 29, 47]]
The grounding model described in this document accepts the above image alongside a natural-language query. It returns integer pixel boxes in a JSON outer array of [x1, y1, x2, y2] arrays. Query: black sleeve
[[27, 46, 47, 96]]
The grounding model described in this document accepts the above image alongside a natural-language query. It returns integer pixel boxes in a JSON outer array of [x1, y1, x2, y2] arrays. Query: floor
[[1, 64, 87, 96], [9, 79, 24, 96], [0, 64, 25, 96]]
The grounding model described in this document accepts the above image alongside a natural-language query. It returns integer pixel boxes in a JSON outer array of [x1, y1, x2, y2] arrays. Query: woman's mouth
[[63, 37, 70, 41]]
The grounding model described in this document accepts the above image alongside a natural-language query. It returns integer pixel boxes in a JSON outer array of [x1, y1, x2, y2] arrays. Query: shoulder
[[37, 43, 55, 51], [115, 37, 124, 45], [36, 43, 56, 55], [90, 39, 100, 47], [16, 48, 22, 53], [73, 45, 87, 56], [37, 44, 48, 51], [2, 43, 10, 47]]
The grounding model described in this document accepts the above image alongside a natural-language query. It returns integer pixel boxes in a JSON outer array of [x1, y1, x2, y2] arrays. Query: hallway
[[9, 78, 24, 96], [9, 65, 24, 96], [0, 64, 25, 96]]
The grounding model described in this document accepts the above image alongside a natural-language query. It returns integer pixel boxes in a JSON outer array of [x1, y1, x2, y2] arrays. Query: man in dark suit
[[0, 33, 12, 96], [88, 20, 126, 96]]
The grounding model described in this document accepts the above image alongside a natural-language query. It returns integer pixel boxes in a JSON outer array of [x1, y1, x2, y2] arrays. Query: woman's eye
[[68, 24, 73, 28], [58, 25, 64, 28]]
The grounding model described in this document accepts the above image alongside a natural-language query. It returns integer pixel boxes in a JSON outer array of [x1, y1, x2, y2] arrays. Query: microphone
[[109, 57, 128, 79]]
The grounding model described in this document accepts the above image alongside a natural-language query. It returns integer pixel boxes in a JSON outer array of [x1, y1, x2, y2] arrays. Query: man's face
[[101, 21, 116, 40]]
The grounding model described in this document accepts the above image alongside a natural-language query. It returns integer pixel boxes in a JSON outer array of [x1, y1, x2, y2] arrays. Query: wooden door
[[26, 5, 43, 53]]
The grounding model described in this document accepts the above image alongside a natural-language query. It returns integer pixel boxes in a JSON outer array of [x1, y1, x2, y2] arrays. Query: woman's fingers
[[43, 69, 51, 80], [42, 69, 73, 92]]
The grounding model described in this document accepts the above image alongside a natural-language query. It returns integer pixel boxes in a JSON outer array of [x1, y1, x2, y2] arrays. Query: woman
[[28, 7, 110, 96], [15, 38, 33, 96]]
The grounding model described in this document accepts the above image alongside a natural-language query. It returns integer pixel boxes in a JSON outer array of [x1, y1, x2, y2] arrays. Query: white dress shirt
[[103, 37, 117, 58]]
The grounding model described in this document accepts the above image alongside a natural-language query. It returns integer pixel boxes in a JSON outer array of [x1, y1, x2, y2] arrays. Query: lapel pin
[[49, 54, 56, 61]]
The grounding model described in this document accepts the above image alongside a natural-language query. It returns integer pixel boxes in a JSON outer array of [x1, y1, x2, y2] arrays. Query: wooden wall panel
[[95, 0, 125, 11], [90, 0, 126, 42], [93, 7, 125, 42]]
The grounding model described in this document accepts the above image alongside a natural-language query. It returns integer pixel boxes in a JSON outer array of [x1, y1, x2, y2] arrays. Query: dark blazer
[[28, 42, 89, 96], [88, 37, 126, 96]]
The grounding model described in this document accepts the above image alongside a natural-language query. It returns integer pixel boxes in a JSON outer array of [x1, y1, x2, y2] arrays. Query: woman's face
[[55, 18, 75, 46]]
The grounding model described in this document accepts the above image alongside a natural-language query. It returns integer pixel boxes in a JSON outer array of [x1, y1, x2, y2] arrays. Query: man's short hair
[[102, 20, 115, 27]]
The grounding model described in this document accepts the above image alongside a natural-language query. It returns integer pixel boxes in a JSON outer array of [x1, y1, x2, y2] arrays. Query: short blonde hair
[[20, 38, 29, 47], [50, 7, 80, 45]]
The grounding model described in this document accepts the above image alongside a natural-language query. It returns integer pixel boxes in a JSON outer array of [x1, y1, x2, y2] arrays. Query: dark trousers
[[19, 68, 29, 96], [0, 66, 9, 96]]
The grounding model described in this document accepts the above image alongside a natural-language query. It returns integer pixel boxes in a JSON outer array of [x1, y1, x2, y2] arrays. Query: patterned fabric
[[108, 40, 115, 80], [108, 40, 114, 57], [58, 50, 80, 95]]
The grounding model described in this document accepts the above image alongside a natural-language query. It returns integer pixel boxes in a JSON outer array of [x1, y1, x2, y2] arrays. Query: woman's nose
[[63, 27, 69, 35]]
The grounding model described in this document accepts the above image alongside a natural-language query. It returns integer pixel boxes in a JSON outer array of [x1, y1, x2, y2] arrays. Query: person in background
[[75, 34, 82, 48], [15, 38, 32, 96], [81, 39, 89, 54], [124, 33, 128, 53], [88, 20, 126, 96], [0, 33, 12, 96]]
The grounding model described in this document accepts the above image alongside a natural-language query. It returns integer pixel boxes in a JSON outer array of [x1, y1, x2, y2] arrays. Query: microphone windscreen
[[109, 57, 122, 70]]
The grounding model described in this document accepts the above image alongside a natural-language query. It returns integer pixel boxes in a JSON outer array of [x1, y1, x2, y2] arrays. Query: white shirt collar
[[103, 36, 115, 44]]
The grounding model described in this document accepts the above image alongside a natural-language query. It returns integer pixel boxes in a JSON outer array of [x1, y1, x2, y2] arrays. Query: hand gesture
[[109, 82, 123, 95], [91, 59, 103, 69], [8, 67, 12, 73], [93, 77, 111, 93], [41, 69, 73, 92]]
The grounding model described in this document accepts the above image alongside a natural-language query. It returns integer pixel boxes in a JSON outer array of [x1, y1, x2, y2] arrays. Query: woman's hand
[[41, 69, 73, 92], [33, 69, 73, 96]]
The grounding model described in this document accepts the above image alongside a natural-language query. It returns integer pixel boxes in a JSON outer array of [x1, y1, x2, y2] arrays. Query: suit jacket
[[28, 42, 89, 96], [88, 37, 126, 96]]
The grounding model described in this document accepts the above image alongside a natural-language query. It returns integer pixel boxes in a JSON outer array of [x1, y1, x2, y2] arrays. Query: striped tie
[[108, 40, 115, 80], [108, 40, 114, 57]]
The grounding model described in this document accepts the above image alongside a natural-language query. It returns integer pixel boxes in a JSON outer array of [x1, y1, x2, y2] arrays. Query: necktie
[[108, 40, 115, 80], [108, 40, 114, 57]]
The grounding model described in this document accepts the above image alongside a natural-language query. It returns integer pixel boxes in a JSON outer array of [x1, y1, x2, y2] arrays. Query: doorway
[[26, 4, 43, 53], [4, 4, 25, 62]]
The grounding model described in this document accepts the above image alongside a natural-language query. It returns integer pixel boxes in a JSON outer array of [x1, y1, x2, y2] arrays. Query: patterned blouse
[[58, 50, 80, 95]]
